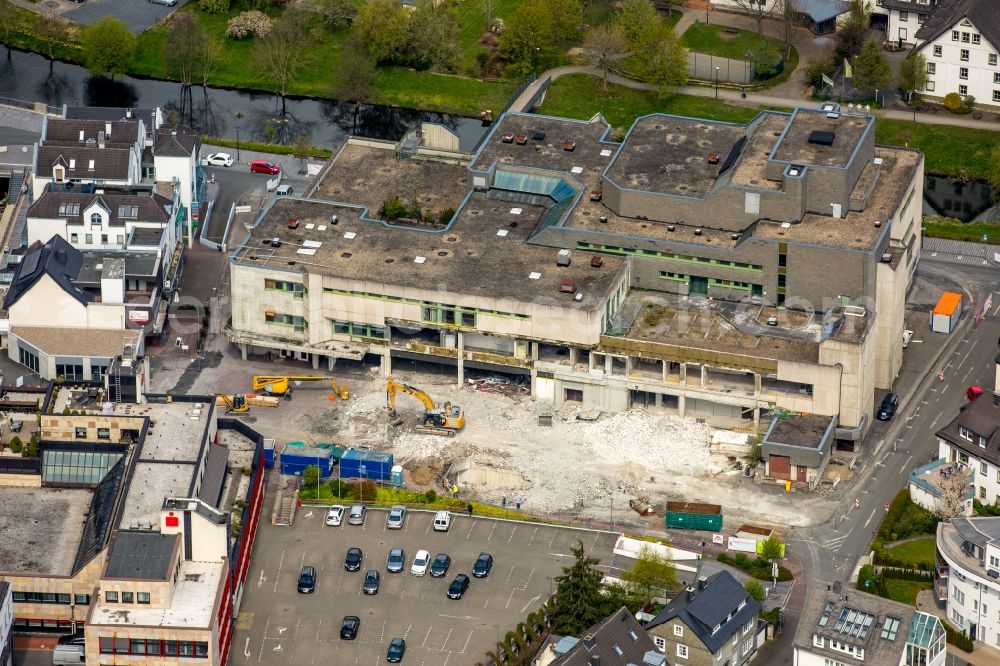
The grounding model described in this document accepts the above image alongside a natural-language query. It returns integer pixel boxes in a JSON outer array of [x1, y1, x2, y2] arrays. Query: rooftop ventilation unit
[[826, 112, 840, 119], [528, 271, 541, 280], [532, 130, 546, 141], [599, 216, 608, 224], [694, 228, 702, 236], [574, 292, 583, 302], [787, 167, 801, 177], [515, 135, 528, 145], [989, 570, 1000, 579], [707, 152, 720, 165], [330, 214, 339, 224], [556, 253, 571, 267], [270, 238, 281, 248], [590, 256, 603, 268], [767, 316, 779, 326], [414, 256, 426, 264], [288, 219, 299, 229], [731, 233, 739, 241], [563, 140, 576, 151], [874, 220, 881, 228], [667, 225, 675, 232], [501, 133, 514, 143], [808, 130, 835, 146], [880, 253, 892, 263], [560, 279, 576, 293]]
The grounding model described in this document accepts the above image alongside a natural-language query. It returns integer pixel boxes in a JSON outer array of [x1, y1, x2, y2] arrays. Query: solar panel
[[19, 250, 40, 276]]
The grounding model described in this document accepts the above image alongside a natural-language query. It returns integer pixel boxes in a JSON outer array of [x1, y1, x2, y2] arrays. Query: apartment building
[[936, 516, 1000, 648], [227, 105, 922, 442], [873, 0, 941, 47]]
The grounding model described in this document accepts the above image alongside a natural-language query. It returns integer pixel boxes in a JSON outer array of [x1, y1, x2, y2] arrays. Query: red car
[[250, 160, 280, 175]]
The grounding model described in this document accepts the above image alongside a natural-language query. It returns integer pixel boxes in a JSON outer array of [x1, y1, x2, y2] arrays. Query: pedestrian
[[501, 496, 507, 508], [467, 503, 473, 517], [452, 484, 459, 498], [740, 87, 747, 99]]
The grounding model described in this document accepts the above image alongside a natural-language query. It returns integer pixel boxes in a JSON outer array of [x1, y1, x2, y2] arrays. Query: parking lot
[[234, 507, 619, 665]]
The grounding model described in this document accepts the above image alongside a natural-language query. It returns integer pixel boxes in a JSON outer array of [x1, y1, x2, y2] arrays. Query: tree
[[759, 536, 784, 562], [318, 0, 357, 28], [803, 50, 836, 88], [583, 24, 628, 92], [409, 0, 459, 71], [331, 48, 376, 102], [165, 13, 208, 122], [897, 52, 928, 102], [935, 466, 972, 519], [729, 0, 777, 37], [82, 16, 137, 80], [615, 0, 661, 54], [780, 0, 797, 45], [0, 0, 14, 61], [548, 0, 583, 49], [852, 38, 891, 98], [836, 0, 870, 59], [644, 28, 689, 96], [621, 545, 678, 599], [744, 579, 765, 605], [196, 36, 224, 89], [37, 11, 67, 64], [550, 540, 606, 635], [354, 0, 411, 65], [601, 582, 647, 614], [259, 10, 308, 115], [481, 0, 498, 31], [303, 464, 320, 489], [751, 40, 781, 79], [499, 0, 554, 76]]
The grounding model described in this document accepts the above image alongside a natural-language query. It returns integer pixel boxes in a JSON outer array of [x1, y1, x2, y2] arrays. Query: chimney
[[589, 657, 601, 666], [686, 586, 696, 601], [105, 122, 112, 138], [697, 576, 708, 590], [995, 354, 1000, 394], [126, 108, 133, 119]]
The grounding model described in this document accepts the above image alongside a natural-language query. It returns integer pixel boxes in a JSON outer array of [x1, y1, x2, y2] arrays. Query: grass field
[[883, 578, 932, 606], [923, 216, 1000, 244], [681, 24, 783, 60], [883, 538, 937, 568], [875, 118, 999, 180]]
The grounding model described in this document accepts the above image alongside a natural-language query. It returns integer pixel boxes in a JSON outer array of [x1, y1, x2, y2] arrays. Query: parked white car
[[325, 505, 345, 526], [410, 550, 430, 576], [205, 152, 234, 167]]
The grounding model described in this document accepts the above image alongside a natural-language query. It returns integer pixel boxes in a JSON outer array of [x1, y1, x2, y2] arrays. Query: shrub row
[[717, 552, 793, 582]]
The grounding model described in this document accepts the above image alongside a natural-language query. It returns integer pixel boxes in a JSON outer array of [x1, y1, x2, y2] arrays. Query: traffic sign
[[854, 497, 860, 509], [884, 503, 890, 511]]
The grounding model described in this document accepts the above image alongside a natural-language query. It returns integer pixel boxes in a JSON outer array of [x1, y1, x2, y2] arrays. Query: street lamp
[[235, 127, 241, 162], [874, 88, 879, 108], [715, 67, 720, 99]]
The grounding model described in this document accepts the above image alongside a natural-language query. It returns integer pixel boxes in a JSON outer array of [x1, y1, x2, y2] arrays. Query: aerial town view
[[2, 0, 1000, 665]]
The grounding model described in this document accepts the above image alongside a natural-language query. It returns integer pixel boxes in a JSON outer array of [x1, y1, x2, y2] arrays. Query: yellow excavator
[[252, 375, 350, 401], [385, 377, 465, 437], [217, 394, 250, 414]]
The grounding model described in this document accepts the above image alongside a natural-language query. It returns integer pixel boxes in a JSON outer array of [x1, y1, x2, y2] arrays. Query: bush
[[199, 0, 230, 13], [961, 94, 976, 113], [943, 92, 963, 112], [424, 489, 437, 503], [226, 11, 272, 40], [438, 207, 456, 225], [9, 436, 22, 454], [943, 620, 975, 652]]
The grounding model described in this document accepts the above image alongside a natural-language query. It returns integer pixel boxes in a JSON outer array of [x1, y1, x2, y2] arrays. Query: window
[[743, 638, 753, 655], [332, 320, 386, 340], [899, 11, 908, 21], [56, 363, 84, 381], [90, 212, 102, 227], [953, 30, 960, 41], [953, 609, 964, 625], [960, 67, 969, 79], [980, 486, 987, 499], [961, 426, 974, 441], [676, 644, 688, 659], [961, 49, 970, 61], [58, 203, 80, 216], [74, 427, 87, 438], [91, 361, 109, 381], [264, 312, 307, 331], [980, 436, 988, 448], [264, 279, 305, 298], [992, 53, 999, 66], [70, 233, 79, 243], [101, 234, 108, 244], [117, 234, 124, 245], [934, 45, 943, 57], [87, 160, 94, 171], [121, 591, 134, 603], [105, 591, 118, 603], [962, 32, 971, 43], [973, 34, 981, 45], [673, 624, 684, 637], [137, 591, 150, 604], [814, 634, 825, 648], [117, 205, 138, 219], [74, 593, 91, 605], [653, 636, 666, 651], [928, 62, 936, 74], [97, 427, 110, 440], [960, 84, 969, 95], [927, 81, 936, 91], [85, 234, 93, 244], [981, 461, 987, 475], [18, 346, 39, 374]]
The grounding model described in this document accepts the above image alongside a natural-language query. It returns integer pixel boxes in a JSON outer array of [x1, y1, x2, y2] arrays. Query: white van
[[433, 511, 451, 532], [52, 644, 85, 664]]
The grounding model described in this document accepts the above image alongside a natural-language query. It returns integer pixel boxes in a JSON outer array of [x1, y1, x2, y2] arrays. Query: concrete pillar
[[382, 349, 392, 378], [680, 363, 687, 385], [240, 344, 247, 361], [654, 393, 662, 408], [753, 407, 760, 429], [754, 373, 762, 396], [678, 394, 686, 418], [700, 365, 707, 388], [605, 354, 613, 375], [327, 356, 336, 372], [457, 332, 465, 387], [569, 348, 579, 367], [311, 354, 320, 370], [625, 356, 633, 376], [530, 341, 539, 360]]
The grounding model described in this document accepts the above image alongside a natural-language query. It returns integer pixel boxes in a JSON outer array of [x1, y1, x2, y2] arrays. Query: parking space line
[[459, 630, 474, 654], [487, 522, 497, 541], [548, 530, 557, 548], [521, 568, 535, 591], [315, 618, 323, 643], [403, 623, 412, 639], [442, 652, 452, 666], [272, 550, 286, 593], [507, 526, 517, 543], [482, 595, 491, 609], [592, 532, 600, 547], [256, 616, 269, 662], [421, 626, 433, 648], [440, 628, 454, 651], [466, 520, 478, 540], [504, 566, 514, 586], [505, 588, 516, 609], [528, 526, 538, 546]]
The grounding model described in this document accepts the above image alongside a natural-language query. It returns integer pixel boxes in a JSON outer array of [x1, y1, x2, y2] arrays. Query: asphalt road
[[775, 260, 1000, 628]]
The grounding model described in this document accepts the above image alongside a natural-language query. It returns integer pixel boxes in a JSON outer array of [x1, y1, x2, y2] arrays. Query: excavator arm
[[386, 377, 436, 412], [252, 375, 349, 400]]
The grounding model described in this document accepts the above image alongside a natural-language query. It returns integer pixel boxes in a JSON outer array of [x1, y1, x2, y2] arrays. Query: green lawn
[[883, 578, 932, 606], [537, 73, 765, 130], [883, 538, 937, 569], [876, 118, 999, 180], [454, 0, 521, 74], [681, 24, 782, 61], [923, 216, 1000, 244]]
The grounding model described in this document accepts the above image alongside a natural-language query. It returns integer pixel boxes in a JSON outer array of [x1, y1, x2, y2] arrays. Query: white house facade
[[937, 517, 1000, 648]]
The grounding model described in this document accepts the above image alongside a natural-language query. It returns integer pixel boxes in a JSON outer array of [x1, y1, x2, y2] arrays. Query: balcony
[[934, 562, 949, 603]]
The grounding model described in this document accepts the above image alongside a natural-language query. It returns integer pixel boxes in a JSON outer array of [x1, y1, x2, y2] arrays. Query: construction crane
[[252, 375, 349, 401], [385, 377, 465, 437], [217, 394, 249, 414]]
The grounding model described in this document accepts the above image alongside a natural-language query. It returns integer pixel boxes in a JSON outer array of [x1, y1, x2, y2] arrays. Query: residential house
[[936, 516, 1000, 647], [936, 356, 1000, 506], [712, 1, 851, 35], [146, 125, 202, 247], [908, 457, 974, 516], [0, 582, 11, 666], [911, 0, 1000, 106], [793, 585, 946, 664], [532, 607, 665, 666], [872, 0, 942, 47], [645, 571, 763, 665], [761, 413, 837, 488]]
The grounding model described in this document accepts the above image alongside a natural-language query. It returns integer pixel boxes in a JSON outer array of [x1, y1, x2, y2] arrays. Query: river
[[0, 46, 490, 151]]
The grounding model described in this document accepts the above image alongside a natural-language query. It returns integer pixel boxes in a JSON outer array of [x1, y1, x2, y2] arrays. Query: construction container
[[280, 446, 334, 478], [390, 465, 404, 486], [339, 449, 394, 481], [315, 443, 346, 460], [263, 439, 275, 469], [930, 292, 963, 334], [664, 501, 723, 532]]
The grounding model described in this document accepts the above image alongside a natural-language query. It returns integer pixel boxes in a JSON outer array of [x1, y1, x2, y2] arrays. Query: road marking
[[508, 526, 518, 543], [548, 531, 557, 548], [527, 526, 538, 547], [437, 614, 475, 620], [256, 616, 269, 663], [440, 627, 454, 651], [442, 652, 452, 666], [864, 508, 877, 527], [483, 595, 491, 609], [403, 623, 412, 639], [315, 619, 323, 643], [466, 520, 478, 540], [520, 595, 541, 613], [421, 626, 433, 648], [504, 567, 514, 586], [486, 522, 497, 542], [521, 568, 535, 591], [459, 630, 474, 654], [272, 550, 286, 593], [900, 455, 913, 474], [505, 588, 516, 609]]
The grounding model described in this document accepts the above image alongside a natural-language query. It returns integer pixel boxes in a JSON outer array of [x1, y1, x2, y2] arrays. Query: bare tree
[[583, 24, 628, 92], [482, 0, 498, 31], [164, 14, 205, 123], [37, 11, 66, 71], [729, 0, 778, 37], [331, 48, 376, 102], [259, 10, 308, 116], [935, 467, 972, 519], [0, 0, 14, 63], [780, 0, 797, 45]]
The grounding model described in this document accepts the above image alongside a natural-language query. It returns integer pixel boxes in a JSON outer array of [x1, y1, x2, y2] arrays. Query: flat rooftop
[[766, 414, 834, 448], [771, 108, 871, 167], [79, 251, 159, 282], [90, 560, 223, 629], [0, 485, 92, 576], [472, 113, 615, 190], [606, 115, 747, 197], [232, 196, 626, 310], [315, 143, 469, 219], [10, 326, 140, 358], [118, 401, 213, 530], [729, 112, 790, 190], [622, 293, 821, 364]]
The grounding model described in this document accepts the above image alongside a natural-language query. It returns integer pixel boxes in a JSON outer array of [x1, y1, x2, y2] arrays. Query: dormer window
[[960, 426, 974, 442], [69, 159, 76, 169], [53, 165, 65, 182], [118, 205, 139, 219], [980, 436, 988, 449], [88, 159, 95, 171], [91, 213, 102, 227], [58, 203, 80, 216]]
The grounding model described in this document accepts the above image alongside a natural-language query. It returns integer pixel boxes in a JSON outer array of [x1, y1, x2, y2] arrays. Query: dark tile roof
[[105, 531, 178, 580], [44, 118, 140, 148], [64, 106, 157, 123], [936, 386, 1000, 466], [883, 0, 942, 14], [647, 571, 761, 654], [28, 187, 171, 227], [915, 0, 1000, 49], [2, 235, 89, 310], [36, 144, 133, 181], [153, 125, 199, 158], [551, 607, 664, 666], [197, 444, 230, 508]]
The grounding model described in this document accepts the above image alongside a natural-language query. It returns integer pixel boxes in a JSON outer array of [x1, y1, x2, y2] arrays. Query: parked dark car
[[387, 637, 406, 662], [363, 569, 380, 595], [340, 615, 360, 640], [429, 553, 451, 578], [386, 548, 406, 573], [297, 565, 316, 593], [250, 160, 280, 175], [344, 547, 363, 572], [447, 574, 470, 599], [472, 553, 493, 578], [877, 392, 900, 421]]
